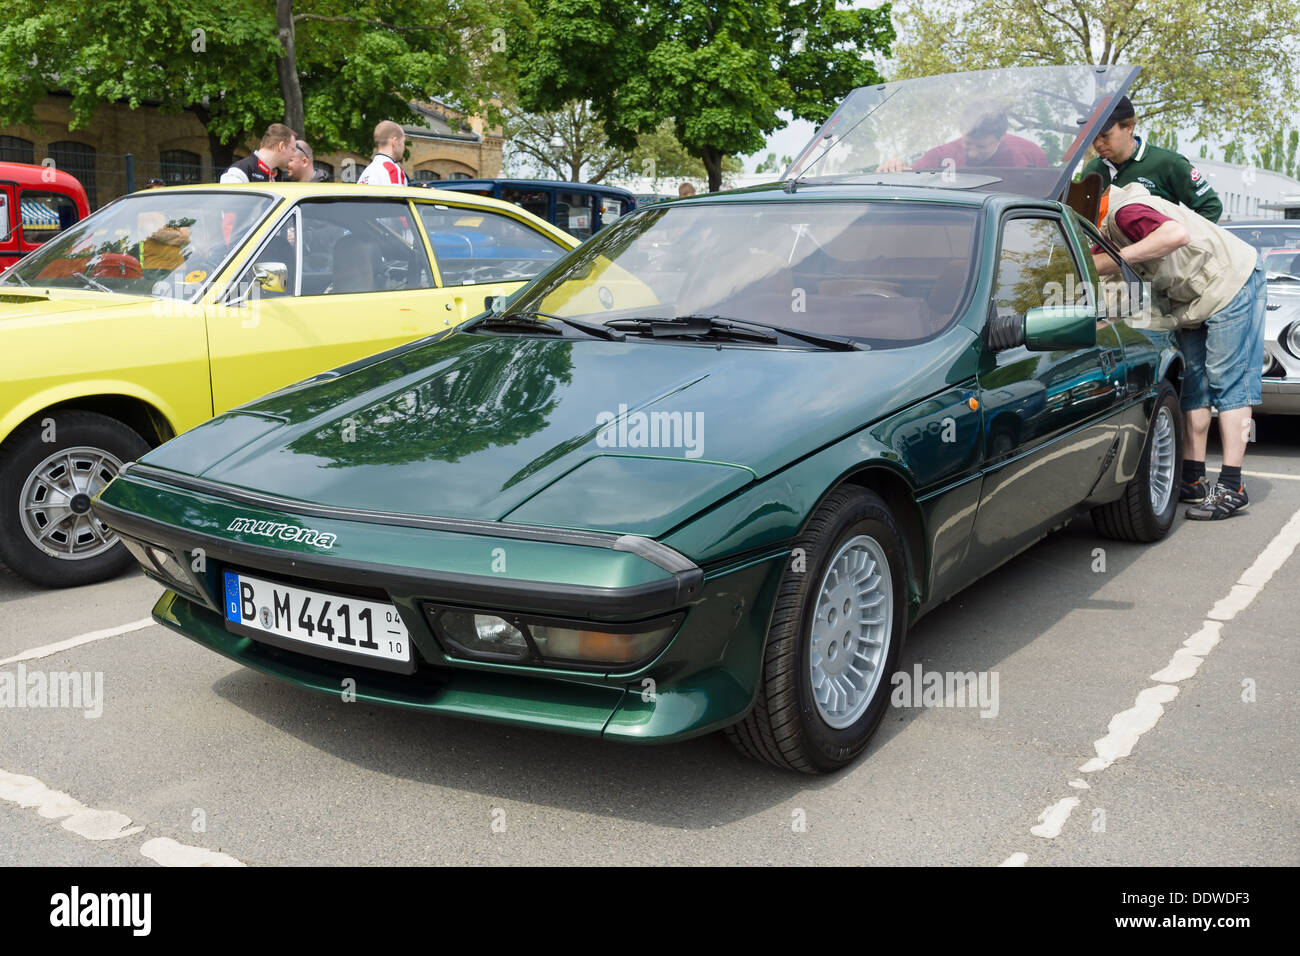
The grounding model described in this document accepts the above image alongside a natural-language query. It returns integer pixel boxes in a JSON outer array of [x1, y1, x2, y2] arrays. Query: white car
[[1223, 221, 1300, 415]]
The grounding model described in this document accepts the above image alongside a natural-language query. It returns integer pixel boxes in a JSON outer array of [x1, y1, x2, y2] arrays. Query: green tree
[[0, 0, 522, 172], [890, 0, 1300, 141], [627, 119, 744, 187], [514, 0, 894, 191], [503, 101, 630, 182]]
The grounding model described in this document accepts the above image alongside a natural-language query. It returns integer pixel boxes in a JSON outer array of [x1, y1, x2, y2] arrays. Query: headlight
[[1286, 321, 1300, 359], [427, 606, 682, 668], [120, 535, 205, 601]]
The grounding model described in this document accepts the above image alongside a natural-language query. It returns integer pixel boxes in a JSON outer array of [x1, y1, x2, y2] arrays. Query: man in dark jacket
[[1083, 96, 1222, 222]]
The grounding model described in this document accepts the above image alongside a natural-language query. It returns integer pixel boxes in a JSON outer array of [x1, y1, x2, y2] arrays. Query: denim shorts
[[1178, 259, 1266, 413]]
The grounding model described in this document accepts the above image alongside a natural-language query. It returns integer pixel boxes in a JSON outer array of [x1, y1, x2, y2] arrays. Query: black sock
[[1182, 459, 1206, 483], [1219, 465, 1242, 490]]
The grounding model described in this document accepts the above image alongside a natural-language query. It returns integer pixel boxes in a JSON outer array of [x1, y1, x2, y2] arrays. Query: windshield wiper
[[2, 270, 29, 287], [606, 315, 779, 344], [607, 314, 867, 351], [70, 271, 112, 293], [472, 310, 626, 341]]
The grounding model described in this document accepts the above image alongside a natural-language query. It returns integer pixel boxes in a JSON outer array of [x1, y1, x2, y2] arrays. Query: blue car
[[420, 179, 636, 239]]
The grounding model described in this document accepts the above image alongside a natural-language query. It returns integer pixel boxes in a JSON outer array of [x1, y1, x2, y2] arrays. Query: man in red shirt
[[1093, 184, 1265, 519], [879, 103, 1048, 173]]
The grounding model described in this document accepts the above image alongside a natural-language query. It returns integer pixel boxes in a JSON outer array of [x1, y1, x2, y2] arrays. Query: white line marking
[[1202, 462, 1300, 482], [140, 837, 243, 867], [1067, 779, 1090, 790], [1080, 685, 1179, 774], [1030, 797, 1080, 839], [996, 505, 1300, 862], [1150, 621, 1223, 683], [0, 769, 143, 840], [0, 618, 153, 666]]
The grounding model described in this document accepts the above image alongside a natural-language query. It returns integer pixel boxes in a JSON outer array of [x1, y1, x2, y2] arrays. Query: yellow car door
[[207, 197, 458, 413], [413, 200, 573, 325]]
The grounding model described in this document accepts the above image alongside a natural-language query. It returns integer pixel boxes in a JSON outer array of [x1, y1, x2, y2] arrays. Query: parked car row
[[69, 64, 1200, 772]]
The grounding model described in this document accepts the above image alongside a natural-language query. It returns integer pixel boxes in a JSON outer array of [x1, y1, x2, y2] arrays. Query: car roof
[[662, 181, 993, 207], [0, 161, 89, 194], [433, 178, 636, 197], [110, 181, 578, 245]]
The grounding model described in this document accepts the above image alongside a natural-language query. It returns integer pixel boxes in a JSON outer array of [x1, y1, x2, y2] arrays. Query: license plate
[[223, 570, 412, 666]]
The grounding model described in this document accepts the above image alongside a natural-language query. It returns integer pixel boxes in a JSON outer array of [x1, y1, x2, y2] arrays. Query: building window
[[0, 135, 35, 165], [159, 149, 201, 186], [313, 161, 334, 182], [412, 169, 442, 182], [448, 171, 472, 180], [47, 141, 97, 207]]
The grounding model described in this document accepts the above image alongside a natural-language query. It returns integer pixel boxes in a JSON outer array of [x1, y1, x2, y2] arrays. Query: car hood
[[0, 289, 150, 325], [140, 329, 978, 534]]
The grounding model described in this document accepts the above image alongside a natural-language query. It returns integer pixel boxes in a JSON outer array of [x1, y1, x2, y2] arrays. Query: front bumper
[[96, 464, 789, 742], [1260, 375, 1300, 414]]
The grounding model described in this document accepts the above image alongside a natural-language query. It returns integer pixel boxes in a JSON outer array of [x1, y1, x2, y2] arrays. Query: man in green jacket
[[1083, 96, 1222, 223]]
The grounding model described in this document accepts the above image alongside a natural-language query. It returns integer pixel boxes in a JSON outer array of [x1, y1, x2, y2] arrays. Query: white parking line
[[0, 769, 142, 841], [1001, 504, 1300, 865], [0, 618, 153, 666], [0, 767, 244, 865], [141, 837, 243, 867]]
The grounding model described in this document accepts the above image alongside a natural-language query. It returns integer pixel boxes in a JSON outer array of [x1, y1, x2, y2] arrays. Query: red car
[[0, 162, 91, 270]]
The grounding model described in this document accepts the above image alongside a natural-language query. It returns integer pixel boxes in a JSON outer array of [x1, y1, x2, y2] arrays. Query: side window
[[233, 210, 300, 299], [991, 217, 1087, 319], [556, 191, 595, 238], [19, 190, 80, 245], [499, 187, 549, 221], [294, 200, 433, 296], [417, 204, 567, 285], [1072, 212, 1142, 316]]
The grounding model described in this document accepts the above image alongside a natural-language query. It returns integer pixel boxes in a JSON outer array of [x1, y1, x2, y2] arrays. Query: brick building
[[0, 94, 504, 209]]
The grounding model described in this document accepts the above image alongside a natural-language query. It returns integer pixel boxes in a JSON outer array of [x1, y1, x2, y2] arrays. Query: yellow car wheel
[[0, 411, 149, 588]]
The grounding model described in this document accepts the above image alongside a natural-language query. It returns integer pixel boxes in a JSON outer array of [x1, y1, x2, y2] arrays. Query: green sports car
[[95, 65, 1186, 773]]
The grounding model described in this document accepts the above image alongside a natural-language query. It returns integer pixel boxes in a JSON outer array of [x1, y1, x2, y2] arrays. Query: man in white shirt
[[356, 121, 409, 186], [219, 124, 297, 183]]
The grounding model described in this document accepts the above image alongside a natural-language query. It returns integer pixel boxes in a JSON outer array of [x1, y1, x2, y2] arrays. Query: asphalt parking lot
[[2, 418, 1297, 866]]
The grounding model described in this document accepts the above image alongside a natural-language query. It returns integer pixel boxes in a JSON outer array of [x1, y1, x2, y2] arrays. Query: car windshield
[[1223, 224, 1300, 255], [0, 191, 275, 299], [785, 65, 1138, 200], [499, 200, 980, 348]]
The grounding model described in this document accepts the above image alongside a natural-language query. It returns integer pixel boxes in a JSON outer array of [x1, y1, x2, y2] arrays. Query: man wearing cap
[[1083, 96, 1222, 222], [1093, 182, 1265, 519]]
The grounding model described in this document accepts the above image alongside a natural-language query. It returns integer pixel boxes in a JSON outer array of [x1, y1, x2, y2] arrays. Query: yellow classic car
[[0, 182, 577, 587]]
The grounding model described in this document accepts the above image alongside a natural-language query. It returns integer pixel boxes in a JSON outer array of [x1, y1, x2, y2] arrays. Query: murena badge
[[226, 518, 338, 549]]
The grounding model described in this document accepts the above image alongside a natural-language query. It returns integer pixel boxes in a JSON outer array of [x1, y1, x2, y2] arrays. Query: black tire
[[1091, 382, 1183, 543], [0, 410, 149, 588], [726, 486, 908, 774]]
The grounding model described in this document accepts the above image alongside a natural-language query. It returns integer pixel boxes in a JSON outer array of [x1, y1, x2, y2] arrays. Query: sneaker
[[1179, 477, 1209, 503], [1185, 483, 1249, 520]]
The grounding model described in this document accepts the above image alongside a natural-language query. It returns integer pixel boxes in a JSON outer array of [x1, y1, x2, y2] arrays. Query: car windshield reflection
[[499, 201, 980, 350]]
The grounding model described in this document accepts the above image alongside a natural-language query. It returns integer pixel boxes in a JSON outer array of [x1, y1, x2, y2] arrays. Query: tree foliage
[[0, 0, 523, 168], [503, 101, 630, 182], [513, 0, 894, 191], [890, 0, 1300, 141]]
